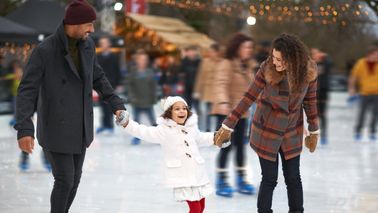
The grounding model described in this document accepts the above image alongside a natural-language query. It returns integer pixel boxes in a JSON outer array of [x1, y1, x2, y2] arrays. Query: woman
[[194, 43, 223, 131], [211, 33, 258, 197], [215, 33, 319, 213]]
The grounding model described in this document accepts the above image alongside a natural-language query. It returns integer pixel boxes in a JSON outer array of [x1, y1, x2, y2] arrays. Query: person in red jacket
[[215, 33, 319, 213]]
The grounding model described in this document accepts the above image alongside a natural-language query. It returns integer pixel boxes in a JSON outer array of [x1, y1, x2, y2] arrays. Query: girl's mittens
[[116, 110, 130, 127]]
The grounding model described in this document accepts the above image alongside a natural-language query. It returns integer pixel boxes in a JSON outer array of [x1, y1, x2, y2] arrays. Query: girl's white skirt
[[173, 184, 213, 202]]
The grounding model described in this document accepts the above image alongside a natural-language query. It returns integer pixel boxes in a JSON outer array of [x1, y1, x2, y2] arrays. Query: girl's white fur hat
[[161, 96, 188, 111]]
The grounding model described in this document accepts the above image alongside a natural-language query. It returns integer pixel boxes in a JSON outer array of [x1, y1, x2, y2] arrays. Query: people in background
[[96, 36, 121, 134], [126, 51, 157, 145], [348, 45, 378, 142]]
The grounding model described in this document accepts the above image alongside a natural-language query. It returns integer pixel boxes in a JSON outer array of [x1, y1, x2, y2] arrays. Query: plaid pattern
[[223, 63, 319, 161]]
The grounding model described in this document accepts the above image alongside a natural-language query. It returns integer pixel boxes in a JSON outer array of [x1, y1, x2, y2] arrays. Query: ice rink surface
[[1, 92, 377, 213]]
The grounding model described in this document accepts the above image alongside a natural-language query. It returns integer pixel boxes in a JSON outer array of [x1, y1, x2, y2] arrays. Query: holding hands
[[214, 124, 233, 148], [115, 110, 130, 127]]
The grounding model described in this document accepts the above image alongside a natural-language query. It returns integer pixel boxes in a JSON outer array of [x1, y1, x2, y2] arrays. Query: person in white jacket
[[117, 96, 230, 213]]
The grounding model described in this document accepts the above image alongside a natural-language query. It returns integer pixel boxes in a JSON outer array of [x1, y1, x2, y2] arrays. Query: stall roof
[[127, 14, 215, 48], [0, 16, 38, 42], [6, 0, 65, 35]]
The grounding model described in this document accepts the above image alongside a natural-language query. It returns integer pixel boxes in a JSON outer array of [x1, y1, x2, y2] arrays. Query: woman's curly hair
[[225, 33, 253, 60], [268, 33, 310, 93]]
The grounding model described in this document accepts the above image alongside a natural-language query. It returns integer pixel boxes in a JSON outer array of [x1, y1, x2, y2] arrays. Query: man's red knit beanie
[[64, 0, 96, 25]]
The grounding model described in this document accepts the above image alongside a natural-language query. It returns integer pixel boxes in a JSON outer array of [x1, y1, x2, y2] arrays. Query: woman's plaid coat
[[223, 60, 319, 162]]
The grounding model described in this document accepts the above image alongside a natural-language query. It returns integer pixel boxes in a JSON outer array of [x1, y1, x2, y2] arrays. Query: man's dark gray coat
[[15, 23, 125, 154]]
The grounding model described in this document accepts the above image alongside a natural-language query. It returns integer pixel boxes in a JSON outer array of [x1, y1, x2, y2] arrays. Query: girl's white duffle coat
[[124, 114, 214, 188]]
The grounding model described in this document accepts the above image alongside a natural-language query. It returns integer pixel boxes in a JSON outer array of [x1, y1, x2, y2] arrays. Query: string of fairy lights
[[365, 0, 378, 15], [146, 0, 377, 26]]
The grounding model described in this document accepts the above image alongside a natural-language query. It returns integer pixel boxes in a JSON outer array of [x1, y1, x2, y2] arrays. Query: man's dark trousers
[[44, 147, 86, 213]]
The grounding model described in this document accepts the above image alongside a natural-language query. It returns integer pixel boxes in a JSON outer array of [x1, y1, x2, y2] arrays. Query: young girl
[[117, 96, 229, 213]]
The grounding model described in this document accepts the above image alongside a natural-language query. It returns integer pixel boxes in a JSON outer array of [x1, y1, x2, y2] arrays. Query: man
[[15, 1, 128, 212], [126, 51, 157, 145], [348, 45, 378, 142], [0, 53, 5, 75], [180, 46, 201, 120], [311, 48, 332, 145], [96, 36, 121, 134]]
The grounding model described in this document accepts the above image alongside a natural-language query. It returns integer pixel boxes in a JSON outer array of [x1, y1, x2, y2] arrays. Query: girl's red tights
[[186, 198, 205, 213]]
